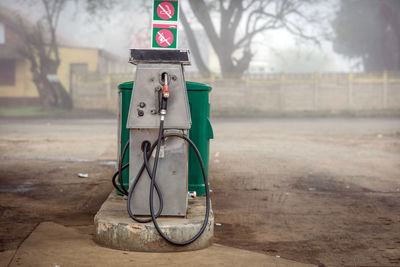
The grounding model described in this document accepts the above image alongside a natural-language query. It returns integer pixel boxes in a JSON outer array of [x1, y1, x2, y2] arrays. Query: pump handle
[[162, 73, 169, 98]]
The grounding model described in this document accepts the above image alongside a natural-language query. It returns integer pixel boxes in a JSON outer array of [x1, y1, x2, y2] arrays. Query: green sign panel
[[152, 24, 178, 49], [153, 0, 179, 22]]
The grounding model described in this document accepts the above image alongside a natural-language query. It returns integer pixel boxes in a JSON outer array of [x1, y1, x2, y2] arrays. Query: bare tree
[[182, 0, 325, 78], [17, 0, 73, 108], [17, 0, 113, 109]]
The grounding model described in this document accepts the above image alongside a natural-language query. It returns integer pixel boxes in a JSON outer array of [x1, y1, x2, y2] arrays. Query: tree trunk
[[181, 9, 211, 78], [29, 59, 55, 108], [16, 4, 73, 110], [51, 81, 73, 108], [218, 49, 251, 79], [28, 60, 72, 109]]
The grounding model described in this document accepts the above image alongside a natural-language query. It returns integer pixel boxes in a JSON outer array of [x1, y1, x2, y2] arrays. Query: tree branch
[[180, 8, 211, 77], [188, 0, 222, 54]]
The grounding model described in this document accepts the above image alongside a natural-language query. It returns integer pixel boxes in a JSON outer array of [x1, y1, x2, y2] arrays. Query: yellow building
[[0, 8, 122, 105]]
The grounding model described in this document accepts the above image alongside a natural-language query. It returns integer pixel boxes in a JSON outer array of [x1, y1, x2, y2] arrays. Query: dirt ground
[[0, 117, 399, 266], [0, 119, 116, 254]]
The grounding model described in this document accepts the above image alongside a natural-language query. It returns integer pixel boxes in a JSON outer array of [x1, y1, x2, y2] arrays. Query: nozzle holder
[[160, 72, 171, 86]]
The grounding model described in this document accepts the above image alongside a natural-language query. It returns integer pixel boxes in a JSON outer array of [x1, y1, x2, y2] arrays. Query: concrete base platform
[[94, 192, 214, 252]]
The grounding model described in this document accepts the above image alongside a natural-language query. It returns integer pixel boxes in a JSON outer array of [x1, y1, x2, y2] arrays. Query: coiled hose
[[112, 120, 210, 245]]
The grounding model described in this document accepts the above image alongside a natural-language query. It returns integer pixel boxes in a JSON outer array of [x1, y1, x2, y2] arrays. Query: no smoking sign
[[152, 24, 178, 49], [151, 0, 179, 49], [153, 0, 179, 22]]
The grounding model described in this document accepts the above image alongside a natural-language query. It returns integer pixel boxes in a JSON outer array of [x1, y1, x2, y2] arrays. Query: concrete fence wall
[[71, 73, 134, 110], [71, 71, 400, 114]]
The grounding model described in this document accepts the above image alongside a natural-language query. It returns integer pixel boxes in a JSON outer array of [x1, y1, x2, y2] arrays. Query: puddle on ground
[[292, 174, 373, 193], [0, 181, 38, 193]]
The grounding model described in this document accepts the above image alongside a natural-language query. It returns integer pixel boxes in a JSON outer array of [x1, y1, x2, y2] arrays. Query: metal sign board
[[153, 0, 179, 23], [152, 24, 178, 49]]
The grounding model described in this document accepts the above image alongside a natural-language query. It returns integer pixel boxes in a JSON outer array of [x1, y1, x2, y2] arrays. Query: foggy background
[[3, 0, 349, 71], [1, 0, 399, 113], [1, 0, 399, 114]]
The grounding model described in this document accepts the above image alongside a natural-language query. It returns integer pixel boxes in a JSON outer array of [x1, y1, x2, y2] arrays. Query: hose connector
[[160, 109, 166, 121]]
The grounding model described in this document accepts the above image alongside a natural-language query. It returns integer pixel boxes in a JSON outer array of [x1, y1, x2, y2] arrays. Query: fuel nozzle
[[160, 73, 169, 121], [162, 73, 169, 99]]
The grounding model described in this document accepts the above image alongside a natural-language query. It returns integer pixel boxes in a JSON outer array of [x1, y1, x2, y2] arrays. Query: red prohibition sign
[[156, 29, 174, 47], [157, 2, 175, 20]]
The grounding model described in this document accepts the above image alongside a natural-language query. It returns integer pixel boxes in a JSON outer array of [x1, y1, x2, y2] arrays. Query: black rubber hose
[[145, 125, 211, 246], [126, 140, 164, 223], [114, 105, 210, 244], [112, 142, 155, 196], [112, 163, 129, 195], [117, 141, 130, 195], [112, 141, 164, 222]]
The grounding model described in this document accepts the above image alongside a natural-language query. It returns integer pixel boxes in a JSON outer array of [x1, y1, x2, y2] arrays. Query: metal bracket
[[129, 49, 191, 65]]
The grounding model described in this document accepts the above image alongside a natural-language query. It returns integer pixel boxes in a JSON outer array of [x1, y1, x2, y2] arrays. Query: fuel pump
[[112, 49, 210, 246]]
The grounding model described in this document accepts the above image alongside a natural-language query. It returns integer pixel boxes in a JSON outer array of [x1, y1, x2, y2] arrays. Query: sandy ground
[[6, 222, 314, 267], [0, 117, 399, 266], [210, 118, 400, 266]]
